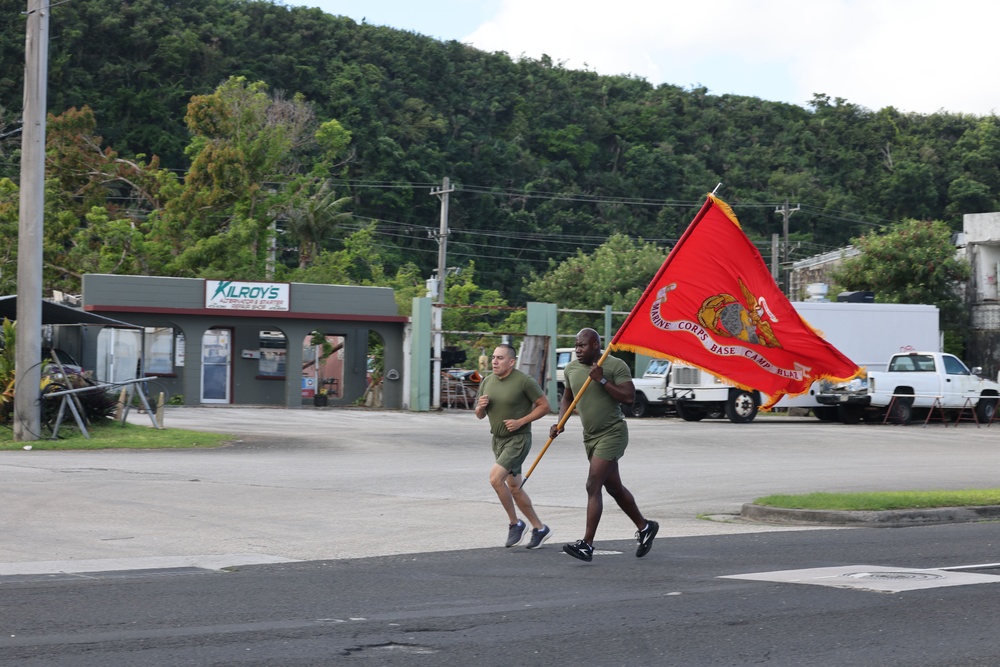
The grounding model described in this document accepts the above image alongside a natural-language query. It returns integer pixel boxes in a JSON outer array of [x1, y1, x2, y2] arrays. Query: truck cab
[[630, 358, 672, 418]]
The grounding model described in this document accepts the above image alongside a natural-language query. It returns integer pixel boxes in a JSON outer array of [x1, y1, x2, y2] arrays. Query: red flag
[[610, 194, 861, 408]]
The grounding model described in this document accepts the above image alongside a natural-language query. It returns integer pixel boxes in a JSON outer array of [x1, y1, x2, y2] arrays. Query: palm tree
[[284, 180, 352, 269]]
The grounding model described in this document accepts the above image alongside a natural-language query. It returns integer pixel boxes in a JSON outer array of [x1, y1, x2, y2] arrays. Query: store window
[[95, 328, 141, 383], [259, 331, 286, 377], [145, 327, 175, 375]]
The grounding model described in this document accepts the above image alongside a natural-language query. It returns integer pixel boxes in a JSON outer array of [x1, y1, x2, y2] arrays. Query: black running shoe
[[505, 520, 526, 547], [563, 539, 594, 562], [635, 520, 659, 557]]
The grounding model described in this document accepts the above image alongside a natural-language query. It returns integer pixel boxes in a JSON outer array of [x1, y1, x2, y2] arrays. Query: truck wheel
[[725, 389, 759, 423], [888, 396, 913, 425], [675, 402, 704, 422], [813, 407, 838, 422], [976, 397, 998, 423], [630, 394, 649, 418], [837, 404, 864, 425]]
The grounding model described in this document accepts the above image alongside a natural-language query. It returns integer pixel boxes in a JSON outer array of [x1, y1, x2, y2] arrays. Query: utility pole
[[774, 199, 800, 295], [429, 177, 454, 411], [14, 0, 49, 442], [771, 233, 780, 281]]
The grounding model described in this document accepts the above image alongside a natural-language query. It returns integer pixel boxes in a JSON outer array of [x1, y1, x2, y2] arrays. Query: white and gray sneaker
[[526, 525, 552, 549], [505, 519, 527, 547]]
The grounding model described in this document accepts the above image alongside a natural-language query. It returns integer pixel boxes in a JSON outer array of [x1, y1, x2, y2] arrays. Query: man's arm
[[474, 379, 489, 420], [503, 394, 550, 433], [474, 393, 489, 420], [588, 363, 636, 404]]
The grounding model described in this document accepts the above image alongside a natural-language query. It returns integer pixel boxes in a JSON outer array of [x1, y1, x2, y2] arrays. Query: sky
[[289, 0, 1000, 117]]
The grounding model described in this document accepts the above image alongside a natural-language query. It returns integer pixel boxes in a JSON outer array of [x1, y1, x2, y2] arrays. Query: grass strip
[[0, 420, 233, 450], [753, 490, 1000, 512]]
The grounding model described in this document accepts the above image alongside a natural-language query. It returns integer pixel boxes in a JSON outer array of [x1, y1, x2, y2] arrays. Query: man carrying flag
[[524, 194, 860, 554], [549, 328, 659, 563]]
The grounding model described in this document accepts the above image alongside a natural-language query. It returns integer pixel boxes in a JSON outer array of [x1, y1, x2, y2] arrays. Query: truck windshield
[[645, 359, 669, 375]]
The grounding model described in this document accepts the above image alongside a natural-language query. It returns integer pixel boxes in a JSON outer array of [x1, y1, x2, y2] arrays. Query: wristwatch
[[599, 377, 608, 386]]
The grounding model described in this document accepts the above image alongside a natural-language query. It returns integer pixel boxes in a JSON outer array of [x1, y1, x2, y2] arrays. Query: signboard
[[205, 280, 290, 311]]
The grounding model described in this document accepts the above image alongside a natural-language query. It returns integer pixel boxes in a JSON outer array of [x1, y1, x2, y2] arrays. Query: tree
[[288, 222, 395, 286], [524, 234, 668, 335], [164, 77, 318, 277], [439, 263, 510, 363], [41, 106, 181, 290], [282, 180, 352, 269], [830, 220, 970, 353]]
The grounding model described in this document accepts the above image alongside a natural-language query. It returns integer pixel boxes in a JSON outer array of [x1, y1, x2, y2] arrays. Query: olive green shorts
[[584, 421, 629, 461], [493, 432, 532, 476]]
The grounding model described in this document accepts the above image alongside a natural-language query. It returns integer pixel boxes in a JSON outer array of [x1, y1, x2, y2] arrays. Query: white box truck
[[666, 301, 941, 423]]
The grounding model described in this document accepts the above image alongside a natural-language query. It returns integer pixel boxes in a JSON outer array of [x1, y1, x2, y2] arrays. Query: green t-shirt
[[564, 354, 632, 437], [477, 368, 546, 438]]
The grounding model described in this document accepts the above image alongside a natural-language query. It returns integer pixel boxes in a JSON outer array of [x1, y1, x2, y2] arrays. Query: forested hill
[[2, 0, 999, 302]]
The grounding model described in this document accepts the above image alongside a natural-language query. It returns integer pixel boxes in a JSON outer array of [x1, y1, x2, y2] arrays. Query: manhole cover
[[842, 571, 945, 581]]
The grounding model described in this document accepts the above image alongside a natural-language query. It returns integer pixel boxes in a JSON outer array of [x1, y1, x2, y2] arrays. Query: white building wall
[[963, 212, 1000, 244], [963, 212, 1000, 303]]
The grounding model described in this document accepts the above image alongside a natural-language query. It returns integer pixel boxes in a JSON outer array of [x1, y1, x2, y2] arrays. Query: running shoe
[[526, 525, 552, 549], [505, 519, 526, 547], [635, 520, 659, 557], [563, 539, 594, 562]]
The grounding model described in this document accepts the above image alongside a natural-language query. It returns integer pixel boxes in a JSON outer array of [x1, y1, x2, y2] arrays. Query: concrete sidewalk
[[6, 405, 1000, 574]]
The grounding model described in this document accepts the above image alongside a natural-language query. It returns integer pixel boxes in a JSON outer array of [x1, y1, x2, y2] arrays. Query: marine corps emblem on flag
[[697, 279, 780, 348]]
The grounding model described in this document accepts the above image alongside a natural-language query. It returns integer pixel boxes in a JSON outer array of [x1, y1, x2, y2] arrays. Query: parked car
[[42, 347, 84, 375]]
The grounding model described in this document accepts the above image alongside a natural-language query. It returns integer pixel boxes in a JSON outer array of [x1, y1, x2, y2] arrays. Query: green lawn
[[0, 420, 233, 450], [753, 490, 1000, 512]]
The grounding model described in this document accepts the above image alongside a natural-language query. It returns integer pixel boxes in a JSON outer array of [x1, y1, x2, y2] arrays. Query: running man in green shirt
[[475, 343, 553, 549], [549, 328, 659, 562]]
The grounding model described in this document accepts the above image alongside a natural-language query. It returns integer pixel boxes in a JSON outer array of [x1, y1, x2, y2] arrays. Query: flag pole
[[521, 194, 719, 486]]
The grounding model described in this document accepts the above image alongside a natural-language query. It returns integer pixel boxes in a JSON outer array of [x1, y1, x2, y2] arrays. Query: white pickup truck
[[630, 358, 672, 418], [816, 351, 1000, 424]]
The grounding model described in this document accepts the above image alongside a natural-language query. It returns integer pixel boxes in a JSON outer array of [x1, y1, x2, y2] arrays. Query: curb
[[740, 503, 1000, 528]]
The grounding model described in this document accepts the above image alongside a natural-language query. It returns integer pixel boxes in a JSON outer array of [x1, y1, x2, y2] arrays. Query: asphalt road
[[5, 524, 1000, 666], [5, 407, 1000, 665]]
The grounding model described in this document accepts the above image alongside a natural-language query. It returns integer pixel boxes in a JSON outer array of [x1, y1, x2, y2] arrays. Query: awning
[[0, 295, 140, 327]]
